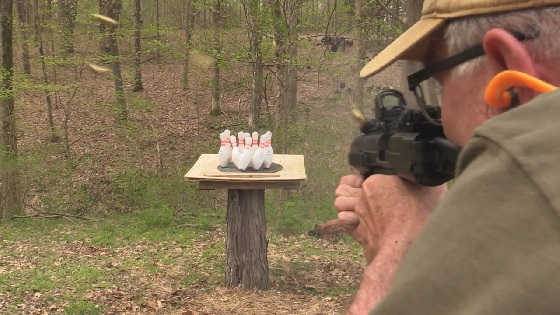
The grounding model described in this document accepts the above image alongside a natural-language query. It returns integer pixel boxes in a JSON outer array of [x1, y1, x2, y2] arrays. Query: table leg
[[225, 189, 269, 289]]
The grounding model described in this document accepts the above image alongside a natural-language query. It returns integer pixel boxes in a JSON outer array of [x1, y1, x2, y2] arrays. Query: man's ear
[[483, 28, 537, 76]]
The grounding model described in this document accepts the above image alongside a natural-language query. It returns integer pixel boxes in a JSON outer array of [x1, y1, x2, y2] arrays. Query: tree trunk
[[404, 0, 422, 28], [132, 0, 143, 91], [210, 0, 222, 116], [286, 6, 298, 111], [270, 0, 288, 153], [1, 0, 22, 219], [98, 0, 111, 54], [353, 0, 367, 109], [15, 0, 31, 74], [155, 0, 160, 63], [100, 0, 126, 121], [226, 189, 269, 289], [246, 0, 263, 129], [58, 0, 77, 55], [211, 61, 221, 115], [403, 0, 438, 106], [34, 0, 57, 142], [394, 0, 401, 26], [402, 0, 423, 104], [271, 0, 299, 153], [249, 46, 263, 129], [183, 0, 195, 90]]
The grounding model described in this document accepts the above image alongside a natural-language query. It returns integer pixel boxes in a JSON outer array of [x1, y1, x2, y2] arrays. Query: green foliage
[[267, 196, 337, 235], [64, 301, 99, 315], [0, 66, 14, 100], [183, 272, 208, 286], [74, 266, 103, 284], [89, 206, 204, 247], [201, 240, 225, 271], [128, 95, 155, 111], [26, 271, 58, 292], [0, 217, 65, 241], [108, 168, 195, 212], [325, 286, 355, 297], [135, 204, 174, 231], [91, 223, 118, 247]]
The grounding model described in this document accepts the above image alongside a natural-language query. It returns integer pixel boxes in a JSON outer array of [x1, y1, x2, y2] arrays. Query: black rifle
[[348, 89, 459, 186], [309, 89, 460, 237]]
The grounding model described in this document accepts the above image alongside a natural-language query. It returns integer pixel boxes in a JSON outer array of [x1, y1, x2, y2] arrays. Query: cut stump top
[[185, 154, 306, 190]]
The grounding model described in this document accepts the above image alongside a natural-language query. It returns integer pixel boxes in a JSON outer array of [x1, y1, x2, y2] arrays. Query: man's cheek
[[440, 104, 459, 144]]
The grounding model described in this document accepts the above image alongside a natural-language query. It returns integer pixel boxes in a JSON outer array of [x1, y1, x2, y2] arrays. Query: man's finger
[[335, 184, 362, 198], [338, 211, 359, 226], [339, 174, 364, 188], [334, 196, 360, 212]]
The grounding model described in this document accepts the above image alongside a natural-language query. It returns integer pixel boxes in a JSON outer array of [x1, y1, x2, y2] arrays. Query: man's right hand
[[334, 174, 446, 263], [335, 174, 447, 314]]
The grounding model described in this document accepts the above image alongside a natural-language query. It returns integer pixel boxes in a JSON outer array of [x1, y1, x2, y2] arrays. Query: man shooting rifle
[[334, 0, 560, 314]]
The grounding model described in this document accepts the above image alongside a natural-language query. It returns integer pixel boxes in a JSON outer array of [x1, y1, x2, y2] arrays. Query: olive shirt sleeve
[[370, 91, 560, 315]]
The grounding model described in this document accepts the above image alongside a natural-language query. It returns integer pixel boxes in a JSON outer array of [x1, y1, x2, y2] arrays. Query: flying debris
[[87, 63, 111, 74], [91, 13, 119, 25]]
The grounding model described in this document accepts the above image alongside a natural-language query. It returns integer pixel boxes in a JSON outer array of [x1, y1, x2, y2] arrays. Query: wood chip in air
[[351, 107, 366, 123], [87, 63, 111, 74], [90, 13, 118, 25]]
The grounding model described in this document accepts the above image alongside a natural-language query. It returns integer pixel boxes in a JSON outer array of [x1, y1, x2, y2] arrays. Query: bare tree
[[401, 0, 423, 104], [269, 0, 300, 153], [286, 3, 299, 112], [183, 0, 195, 90], [1, 0, 22, 218], [99, 0, 127, 121], [132, 0, 143, 91], [58, 0, 78, 54], [155, 0, 161, 63], [404, 0, 422, 28], [33, 0, 57, 142], [353, 0, 368, 109], [269, 0, 287, 153], [210, 0, 223, 116], [242, 0, 263, 129], [98, 0, 111, 54], [15, 0, 31, 74]]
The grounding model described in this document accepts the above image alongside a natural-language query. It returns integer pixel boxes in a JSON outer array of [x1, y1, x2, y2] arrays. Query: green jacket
[[371, 90, 560, 314]]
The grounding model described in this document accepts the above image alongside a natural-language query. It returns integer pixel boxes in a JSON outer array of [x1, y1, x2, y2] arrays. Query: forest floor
[[1, 40, 404, 314], [0, 213, 363, 314]]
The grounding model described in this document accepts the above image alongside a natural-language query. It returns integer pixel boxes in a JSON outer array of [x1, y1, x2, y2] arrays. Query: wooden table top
[[185, 154, 306, 190]]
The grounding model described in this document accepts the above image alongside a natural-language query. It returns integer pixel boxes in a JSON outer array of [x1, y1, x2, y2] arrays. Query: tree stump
[[225, 189, 269, 289], [186, 154, 306, 290]]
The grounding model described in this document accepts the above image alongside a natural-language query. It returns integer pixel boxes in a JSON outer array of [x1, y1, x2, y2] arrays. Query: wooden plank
[[185, 154, 306, 183], [199, 180, 300, 190]]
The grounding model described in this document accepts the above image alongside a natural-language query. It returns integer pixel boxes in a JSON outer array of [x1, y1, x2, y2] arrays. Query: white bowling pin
[[226, 136, 233, 165], [238, 136, 253, 170], [218, 132, 229, 167], [263, 133, 273, 168], [238, 132, 245, 154], [252, 135, 266, 170], [230, 135, 239, 168], [251, 132, 259, 155]]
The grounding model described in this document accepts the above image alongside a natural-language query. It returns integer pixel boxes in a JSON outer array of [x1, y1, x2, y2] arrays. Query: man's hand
[[334, 174, 447, 314], [334, 174, 363, 224]]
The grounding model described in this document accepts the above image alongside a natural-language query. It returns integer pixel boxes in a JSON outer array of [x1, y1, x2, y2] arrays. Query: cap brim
[[360, 18, 446, 78]]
